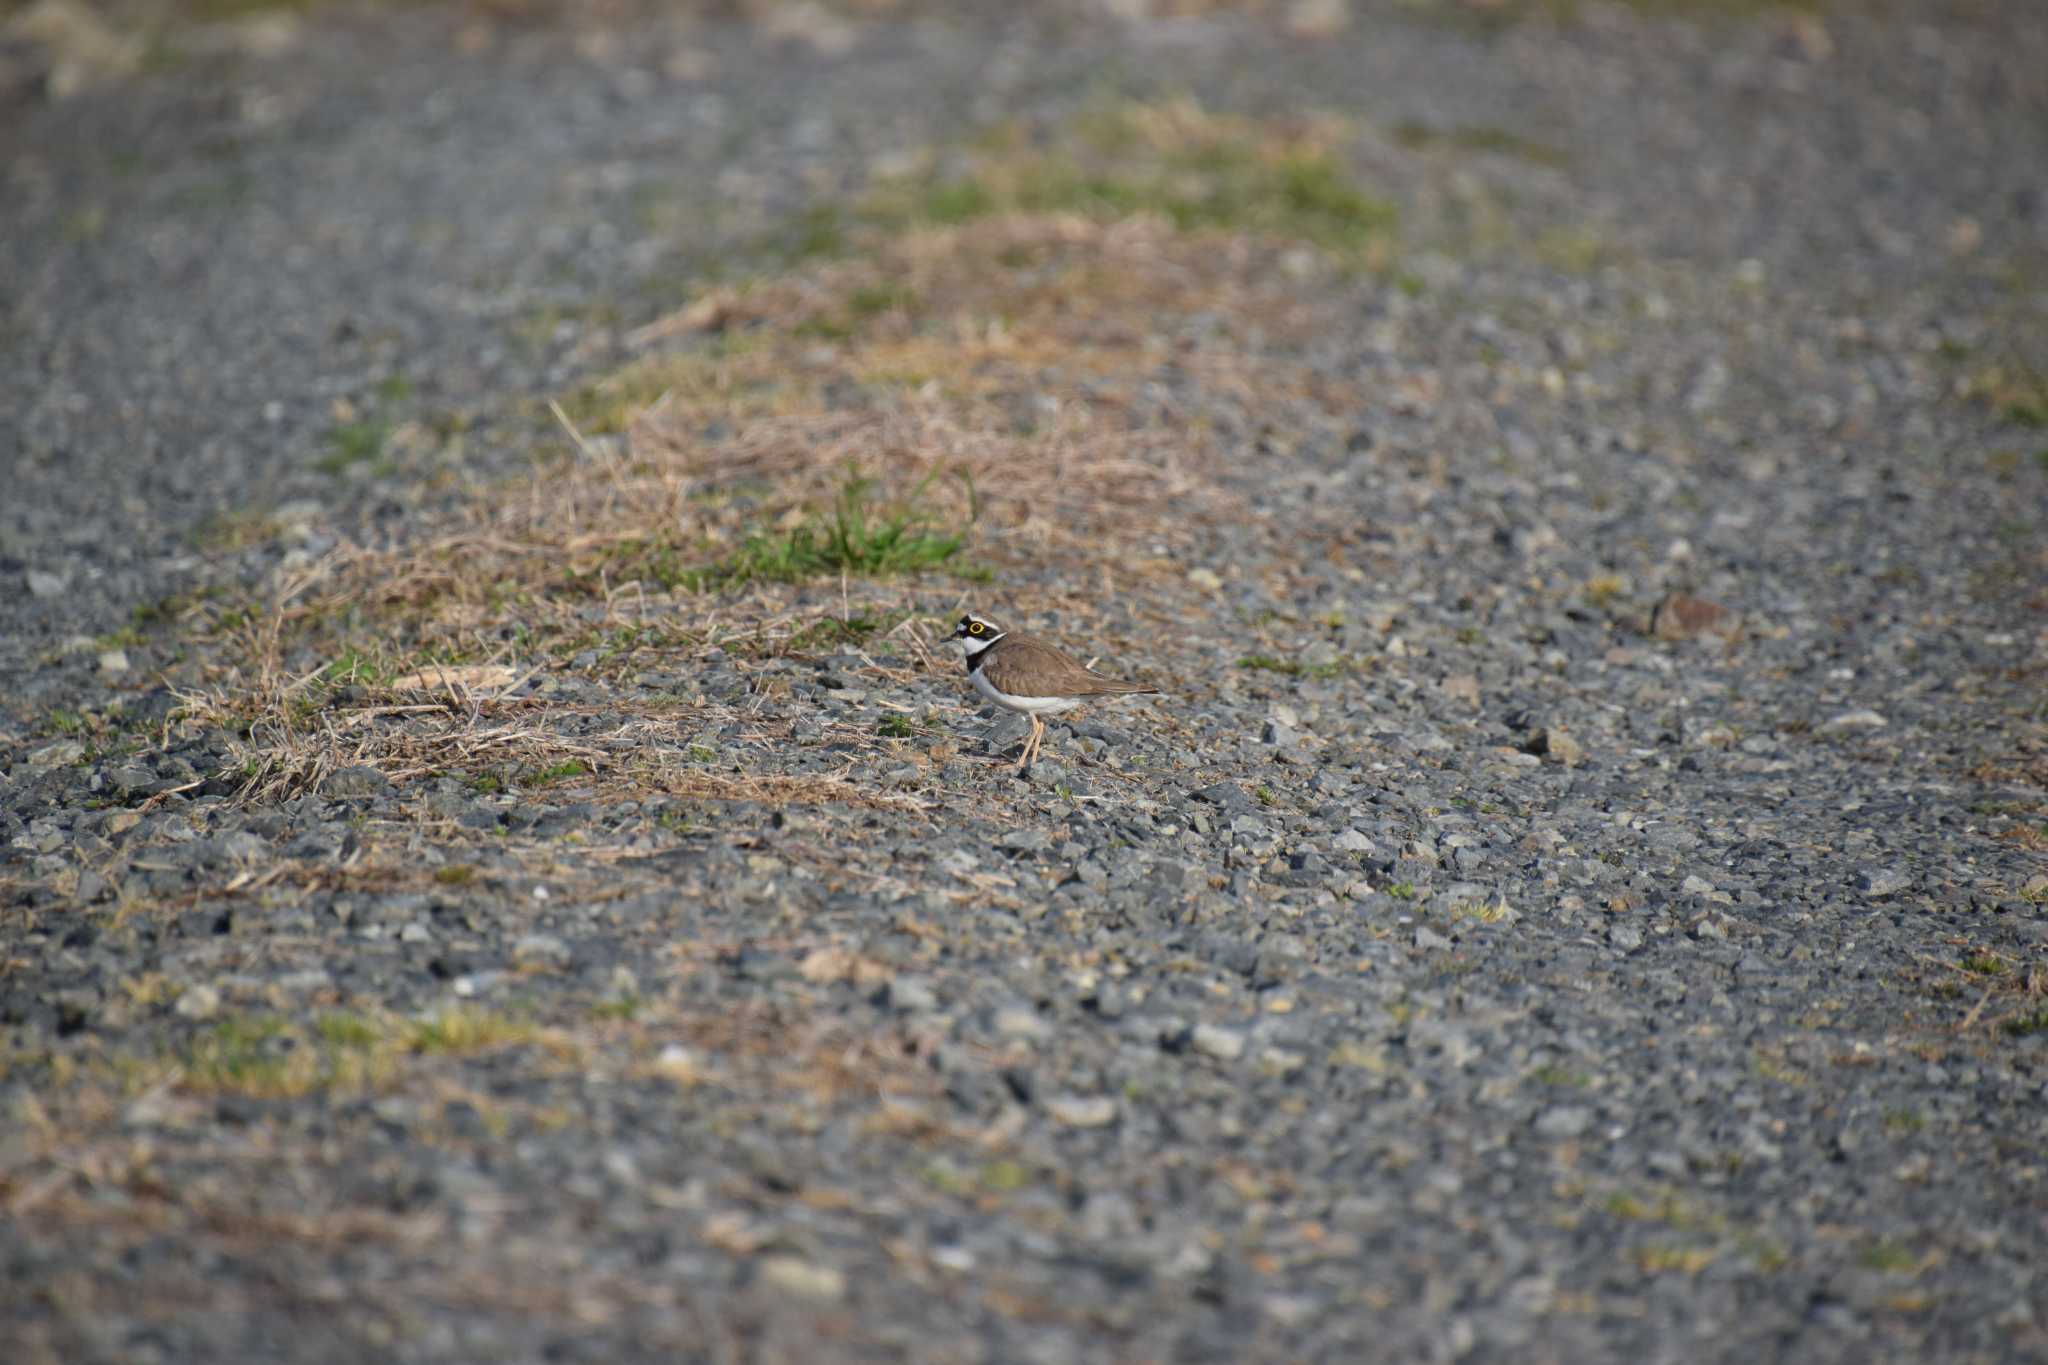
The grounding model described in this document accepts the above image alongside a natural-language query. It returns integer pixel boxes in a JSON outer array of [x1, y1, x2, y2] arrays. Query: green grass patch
[[632, 471, 968, 592], [316, 417, 392, 475], [319, 646, 394, 688], [41, 708, 88, 736], [178, 1012, 389, 1098], [405, 1007, 535, 1055], [1858, 1240, 1920, 1274], [173, 1007, 548, 1098], [876, 714, 916, 739], [1529, 1064, 1593, 1088], [847, 282, 918, 318], [1235, 653, 1353, 680], [315, 1013, 382, 1050], [866, 102, 1397, 261], [2001, 1008, 2048, 1039]]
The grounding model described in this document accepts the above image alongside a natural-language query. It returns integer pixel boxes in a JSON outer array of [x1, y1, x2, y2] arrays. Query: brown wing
[[982, 633, 1160, 698]]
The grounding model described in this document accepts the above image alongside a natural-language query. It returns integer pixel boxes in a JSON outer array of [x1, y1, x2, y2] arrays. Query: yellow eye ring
[[969, 622, 985, 635]]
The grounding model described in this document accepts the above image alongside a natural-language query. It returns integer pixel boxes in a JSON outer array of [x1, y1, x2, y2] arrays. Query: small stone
[[1680, 874, 1716, 896], [27, 569, 69, 599], [1607, 922, 1644, 951], [1187, 567, 1223, 592], [1258, 1047, 1307, 1078], [1820, 708, 1888, 733], [175, 984, 221, 1020], [1284, 0, 1349, 40], [1859, 867, 1910, 898], [512, 933, 571, 968], [1534, 1106, 1593, 1139], [1195, 782, 1254, 812], [1414, 925, 1454, 952], [106, 763, 157, 794], [992, 1005, 1050, 1041], [756, 1256, 846, 1303], [97, 649, 130, 675], [654, 1044, 703, 1083], [1332, 829, 1375, 854], [1262, 1292, 1322, 1328], [1689, 915, 1730, 941], [321, 765, 394, 798], [274, 969, 333, 993], [1650, 594, 1739, 642], [886, 977, 939, 1013], [28, 740, 85, 767], [798, 946, 866, 984], [1190, 1023, 1246, 1062], [1439, 674, 1481, 707], [219, 831, 270, 863], [1047, 1095, 1117, 1128], [1261, 720, 1297, 748], [1524, 728, 1584, 767]]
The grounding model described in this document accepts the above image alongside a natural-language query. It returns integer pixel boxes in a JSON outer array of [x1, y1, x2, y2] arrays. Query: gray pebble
[[1190, 1023, 1247, 1062]]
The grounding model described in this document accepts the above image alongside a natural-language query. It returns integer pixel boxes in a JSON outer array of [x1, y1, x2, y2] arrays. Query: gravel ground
[[4, 2, 2048, 1362]]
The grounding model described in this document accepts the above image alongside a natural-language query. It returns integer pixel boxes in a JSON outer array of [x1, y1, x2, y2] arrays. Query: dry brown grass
[[164, 104, 1382, 809]]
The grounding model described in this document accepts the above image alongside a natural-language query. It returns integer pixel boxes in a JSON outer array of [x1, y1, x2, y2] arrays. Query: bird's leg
[[1018, 715, 1043, 775]]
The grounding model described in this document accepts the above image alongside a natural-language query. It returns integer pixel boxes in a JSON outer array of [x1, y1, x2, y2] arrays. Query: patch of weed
[[406, 1008, 534, 1054], [2001, 1008, 2048, 1039], [1529, 1064, 1592, 1088], [319, 647, 392, 688], [1392, 122, 1569, 168], [41, 708, 88, 736], [1882, 1108, 1924, 1134], [316, 417, 392, 476], [1858, 1240, 1920, 1274], [678, 471, 965, 590], [869, 101, 1397, 261]]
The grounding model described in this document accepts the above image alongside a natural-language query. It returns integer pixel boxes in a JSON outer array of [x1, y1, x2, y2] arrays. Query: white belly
[[971, 665, 1081, 716]]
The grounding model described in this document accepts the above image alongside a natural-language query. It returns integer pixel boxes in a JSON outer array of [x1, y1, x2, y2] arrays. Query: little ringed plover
[[951, 613, 1159, 774]]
